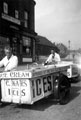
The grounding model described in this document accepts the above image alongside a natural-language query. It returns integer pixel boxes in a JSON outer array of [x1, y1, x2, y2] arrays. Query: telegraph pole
[[68, 40, 70, 59]]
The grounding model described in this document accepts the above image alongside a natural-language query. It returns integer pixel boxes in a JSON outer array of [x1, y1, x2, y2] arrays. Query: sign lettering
[[12, 89, 19, 96], [7, 88, 26, 96], [47, 76, 52, 91], [21, 89, 26, 96], [36, 79, 42, 96], [0, 71, 31, 79], [5, 80, 27, 87], [32, 75, 53, 98], [12, 80, 20, 86], [43, 77, 48, 93], [5, 80, 27, 97]]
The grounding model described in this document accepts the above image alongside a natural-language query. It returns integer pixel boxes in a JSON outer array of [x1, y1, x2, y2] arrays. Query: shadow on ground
[[69, 81, 81, 102], [13, 96, 58, 111]]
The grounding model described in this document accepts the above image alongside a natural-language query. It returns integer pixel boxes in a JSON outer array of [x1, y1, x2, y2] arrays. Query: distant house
[[35, 35, 59, 56]]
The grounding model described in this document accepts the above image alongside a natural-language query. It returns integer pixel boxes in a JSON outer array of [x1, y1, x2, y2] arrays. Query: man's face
[[4, 49, 12, 59], [51, 50, 55, 55]]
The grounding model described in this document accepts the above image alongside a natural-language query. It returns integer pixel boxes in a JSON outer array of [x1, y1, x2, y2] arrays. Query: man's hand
[[44, 62, 48, 66]]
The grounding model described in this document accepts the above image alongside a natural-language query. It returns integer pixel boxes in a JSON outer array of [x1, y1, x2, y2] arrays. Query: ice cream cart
[[0, 62, 72, 105]]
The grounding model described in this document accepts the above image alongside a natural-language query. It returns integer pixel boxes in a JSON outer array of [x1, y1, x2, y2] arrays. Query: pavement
[[0, 80, 81, 120]]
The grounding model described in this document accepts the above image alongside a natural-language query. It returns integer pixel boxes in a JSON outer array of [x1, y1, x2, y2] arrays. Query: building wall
[[0, 0, 36, 64]]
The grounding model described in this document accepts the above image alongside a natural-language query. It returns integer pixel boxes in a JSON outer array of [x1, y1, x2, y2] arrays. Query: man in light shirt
[[44, 50, 61, 65], [0, 45, 18, 71], [0, 45, 18, 103]]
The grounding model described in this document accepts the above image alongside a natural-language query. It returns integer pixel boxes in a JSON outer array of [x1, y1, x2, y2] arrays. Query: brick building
[[0, 0, 37, 64]]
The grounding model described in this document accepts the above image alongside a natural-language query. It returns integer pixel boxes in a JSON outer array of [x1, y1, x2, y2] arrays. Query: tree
[[56, 43, 69, 58]]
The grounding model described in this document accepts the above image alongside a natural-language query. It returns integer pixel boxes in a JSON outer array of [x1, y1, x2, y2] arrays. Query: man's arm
[[44, 54, 53, 65], [0, 59, 4, 68]]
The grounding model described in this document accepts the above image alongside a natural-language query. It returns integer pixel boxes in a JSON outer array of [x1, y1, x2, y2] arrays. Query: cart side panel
[[67, 65, 72, 78], [1, 79, 32, 104], [30, 73, 55, 103], [67, 64, 79, 78]]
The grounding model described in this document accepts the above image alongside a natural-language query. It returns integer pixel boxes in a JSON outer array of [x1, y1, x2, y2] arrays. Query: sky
[[35, 0, 81, 50]]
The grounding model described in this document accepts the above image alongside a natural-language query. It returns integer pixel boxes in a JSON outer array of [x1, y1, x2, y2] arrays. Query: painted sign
[[0, 71, 32, 79], [2, 13, 20, 25], [1, 79, 31, 103], [32, 74, 53, 99], [5, 79, 27, 96]]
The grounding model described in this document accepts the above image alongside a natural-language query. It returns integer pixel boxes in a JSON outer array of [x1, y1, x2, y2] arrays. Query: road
[[0, 80, 81, 120]]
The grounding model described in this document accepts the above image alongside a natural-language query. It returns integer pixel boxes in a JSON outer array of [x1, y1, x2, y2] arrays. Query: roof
[[35, 35, 54, 47]]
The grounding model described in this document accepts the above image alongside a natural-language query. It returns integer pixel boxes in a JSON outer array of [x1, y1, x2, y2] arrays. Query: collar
[[7, 54, 13, 60]]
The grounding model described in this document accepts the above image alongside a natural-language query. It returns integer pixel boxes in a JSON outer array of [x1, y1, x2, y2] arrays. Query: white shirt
[[0, 55, 18, 71], [46, 52, 61, 63]]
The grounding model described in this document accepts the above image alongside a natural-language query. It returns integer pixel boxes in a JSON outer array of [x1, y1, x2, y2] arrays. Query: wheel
[[53, 73, 71, 105]]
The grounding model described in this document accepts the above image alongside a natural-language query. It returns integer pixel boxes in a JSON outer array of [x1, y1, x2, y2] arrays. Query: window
[[22, 36, 31, 46], [24, 11, 28, 20], [24, 21, 27, 28], [3, 2, 8, 14], [24, 11, 28, 28], [22, 36, 31, 56], [15, 10, 19, 19], [0, 36, 9, 60]]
